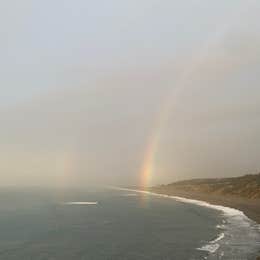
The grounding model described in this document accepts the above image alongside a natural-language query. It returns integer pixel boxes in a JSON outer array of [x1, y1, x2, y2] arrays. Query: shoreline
[[116, 187, 260, 259], [148, 188, 260, 260], [116, 186, 260, 224], [148, 188, 260, 225]]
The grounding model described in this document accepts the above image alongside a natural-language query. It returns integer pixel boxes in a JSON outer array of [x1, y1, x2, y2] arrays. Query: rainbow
[[139, 100, 171, 188], [138, 7, 245, 188]]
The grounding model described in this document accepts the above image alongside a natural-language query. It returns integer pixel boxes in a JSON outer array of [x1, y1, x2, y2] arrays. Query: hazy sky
[[1, 0, 260, 187]]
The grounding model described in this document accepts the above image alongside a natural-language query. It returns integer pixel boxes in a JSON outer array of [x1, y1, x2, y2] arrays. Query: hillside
[[152, 173, 260, 199]]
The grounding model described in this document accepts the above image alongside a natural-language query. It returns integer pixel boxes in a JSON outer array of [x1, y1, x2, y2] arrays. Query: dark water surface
[[0, 188, 258, 260]]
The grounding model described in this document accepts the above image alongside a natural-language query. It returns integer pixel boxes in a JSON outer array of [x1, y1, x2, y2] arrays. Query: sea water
[[0, 187, 259, 260]]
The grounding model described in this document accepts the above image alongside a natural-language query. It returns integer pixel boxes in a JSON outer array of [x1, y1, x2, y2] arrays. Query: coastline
[[115, 186, 260, 224], [148, 188, 260, 259], [149, 188, 260, 225], [116, 187, 260, 259]]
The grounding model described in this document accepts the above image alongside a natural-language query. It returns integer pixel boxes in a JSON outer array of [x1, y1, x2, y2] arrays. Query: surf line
[[62, 201, 98, 205], [113, 187, 251, 220]]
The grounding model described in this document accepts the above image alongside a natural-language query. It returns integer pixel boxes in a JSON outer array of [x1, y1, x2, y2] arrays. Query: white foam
[[198, 243, 220, 254], [63, 201, 98, 205], [211, 233, 225, 243], [113, 187, 249, 220], [197, 233, 224, 253], [112, 187, 260, 255], [216, 224, 225, 229]]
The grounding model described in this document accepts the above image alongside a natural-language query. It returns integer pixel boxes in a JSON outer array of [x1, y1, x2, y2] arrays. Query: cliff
[[152, 173, 260, 199]]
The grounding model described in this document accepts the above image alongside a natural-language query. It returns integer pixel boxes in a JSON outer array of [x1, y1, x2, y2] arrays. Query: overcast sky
[[1, 0, 260, 187]]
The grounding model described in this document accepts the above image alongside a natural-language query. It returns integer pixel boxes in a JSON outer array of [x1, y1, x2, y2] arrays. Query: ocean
[[0, 187, 259, 260]]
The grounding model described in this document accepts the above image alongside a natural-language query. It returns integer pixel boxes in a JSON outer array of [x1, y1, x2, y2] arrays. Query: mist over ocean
[[0, 188, 259, 260]]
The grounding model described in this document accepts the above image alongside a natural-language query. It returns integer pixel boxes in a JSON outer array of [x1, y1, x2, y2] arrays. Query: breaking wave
[[113, 187, 260, 259], [62, 201, 98, 205]]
